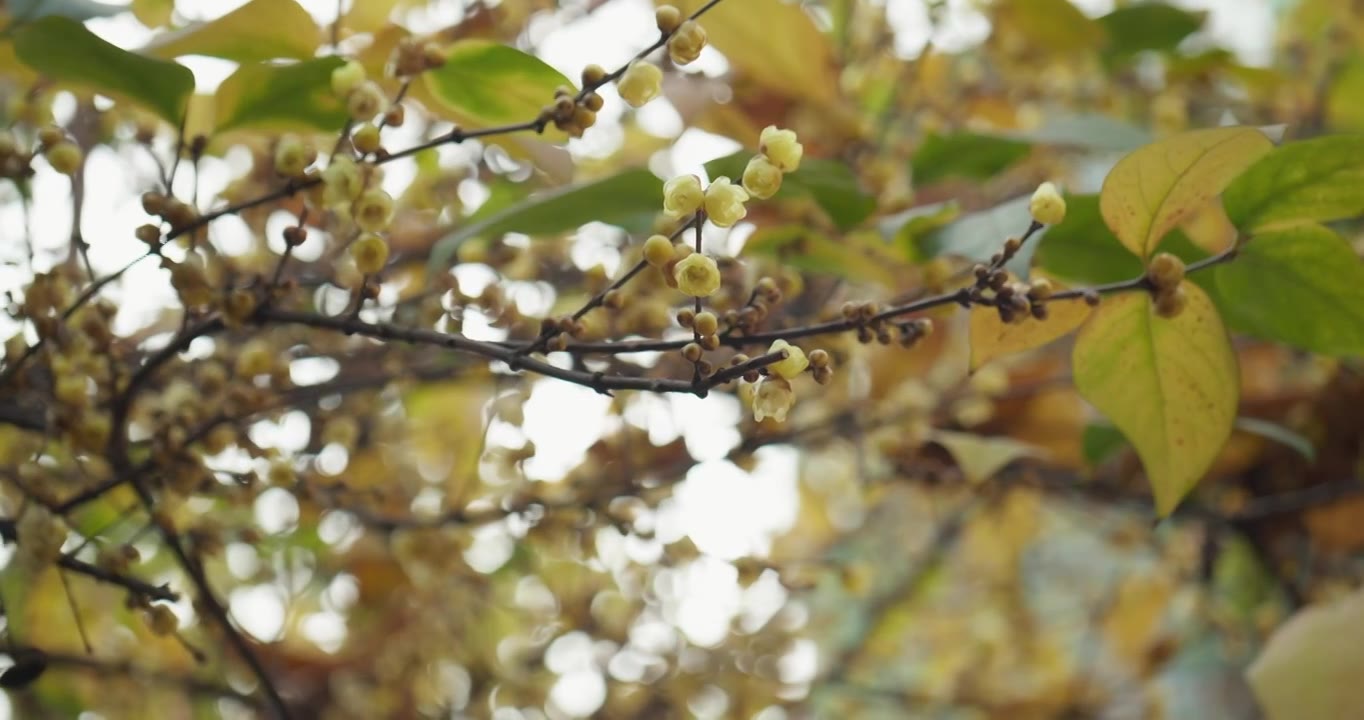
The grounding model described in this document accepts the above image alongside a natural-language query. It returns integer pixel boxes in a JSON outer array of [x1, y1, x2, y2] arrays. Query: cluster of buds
[[141, 190, 199, 236], [616, 5, 710, 108], [968, 264, 1071, 325], [841, 300, 935, 347], [1146, 252, 1188, 318], [391, 38, 449, 77], [36, 125, 82, 176], [544, 68, 607, 138], [743, 126, 804, 200], [723, 276, 783, 334]]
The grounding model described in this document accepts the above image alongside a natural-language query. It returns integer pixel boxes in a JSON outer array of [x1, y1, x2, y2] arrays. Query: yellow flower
[[667, 20, 708, 65], [760, 125, 803, 172], [673, 253, 721, 297], [766, 339, 809, 379], [1029, 182, 1067, 226], [742, 155, 783, 199], [618, 61, 662, 108], [352, 188, 395, 232], [663, 174, 704, 218], [704, 177, 748, 228], [351, 233, 390, 274], [322, 155, 363, 206], [752, 377, 794, 423]]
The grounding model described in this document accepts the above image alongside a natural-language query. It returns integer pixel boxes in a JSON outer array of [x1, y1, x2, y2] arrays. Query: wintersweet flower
[[742, 155, 783, 199], [752, 377, 794, 422], [618, 61, 662, 108], [766, 339, 809, 379], [760, 125, 803, 172], [673, 253, 721, 297], [704, 177, 748, 227], [663, 174, 704, 217]]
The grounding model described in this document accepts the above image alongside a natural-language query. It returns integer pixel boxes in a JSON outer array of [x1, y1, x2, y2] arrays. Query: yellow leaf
[[344, 0, 403, 35], [1180, 198, 1237, 254], [664, 0, 837, 103], [142, 0, 322, 62], [1249, 589, 1364, 720], [968, 298, 1092, 371], [1100, 127, 1272, 258], [931, 431, 1046, 485], [1073, 283, 1239, 515], [1101, 571, 1174, 668]]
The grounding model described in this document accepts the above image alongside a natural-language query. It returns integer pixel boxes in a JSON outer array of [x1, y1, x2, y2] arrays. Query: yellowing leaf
[[142, 0, 322, 62], [421, 40, 573, 130], [969, 298, 1092, 370], [931, 431, 1046, 485], [1100, 127, 1272, 258], [1248, 589, 1364, 720], [1102, 571, 1174, 668], [214, 57, 348, 133], [1072, 283, 1238, 515], [344, 0, 402, 34], [665, 0, 837, 103]]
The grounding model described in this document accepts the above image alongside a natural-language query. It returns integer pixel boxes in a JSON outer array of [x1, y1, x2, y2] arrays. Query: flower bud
[[667, 20, 707, 65], [644, 234, 674, 267], [617, 61, 662, 108], [759, 125, 803, 172], [766, 339, 809, 379], [331, 60, 367, 99], [1029, 181, 1067, 226], [1146, 252, 1186, 292]]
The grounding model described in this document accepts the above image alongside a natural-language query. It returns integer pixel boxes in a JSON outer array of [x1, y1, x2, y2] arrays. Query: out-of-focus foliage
[[0, 1, 1363, 719]]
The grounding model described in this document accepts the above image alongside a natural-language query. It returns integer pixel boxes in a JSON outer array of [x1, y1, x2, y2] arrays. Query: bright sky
[[0, 0, 1276, 717]]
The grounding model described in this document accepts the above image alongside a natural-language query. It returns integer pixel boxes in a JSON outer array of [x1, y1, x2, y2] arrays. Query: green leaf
[[885, 201, 961, 262], [1073, 283, 1239, 515], [1016, 113, 1152, 152], [12, 16, 194, 124], [1035, 195, 1210, 285], [1234, 418, 1315, 461], [1097, 4, 1205, 61], [214, 57, 347, 133], [916, 196, 1036, 276], [429, 169, 664, 270], [1326, 55, 1364, 132], [911, 132, 1032, 185], [1223, 135, 1364, 232], [1100, 126, 1273, 258], [141, 0, 321, 62], [1082, 423, 1128, 467], [742, 226, 902, 287], [1035, 195, 1144, 284], [704, 153, 876, 230], [1213, 224, 1364, 356], [9, 0, 122, 22], [422, 40, 573, 128]]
